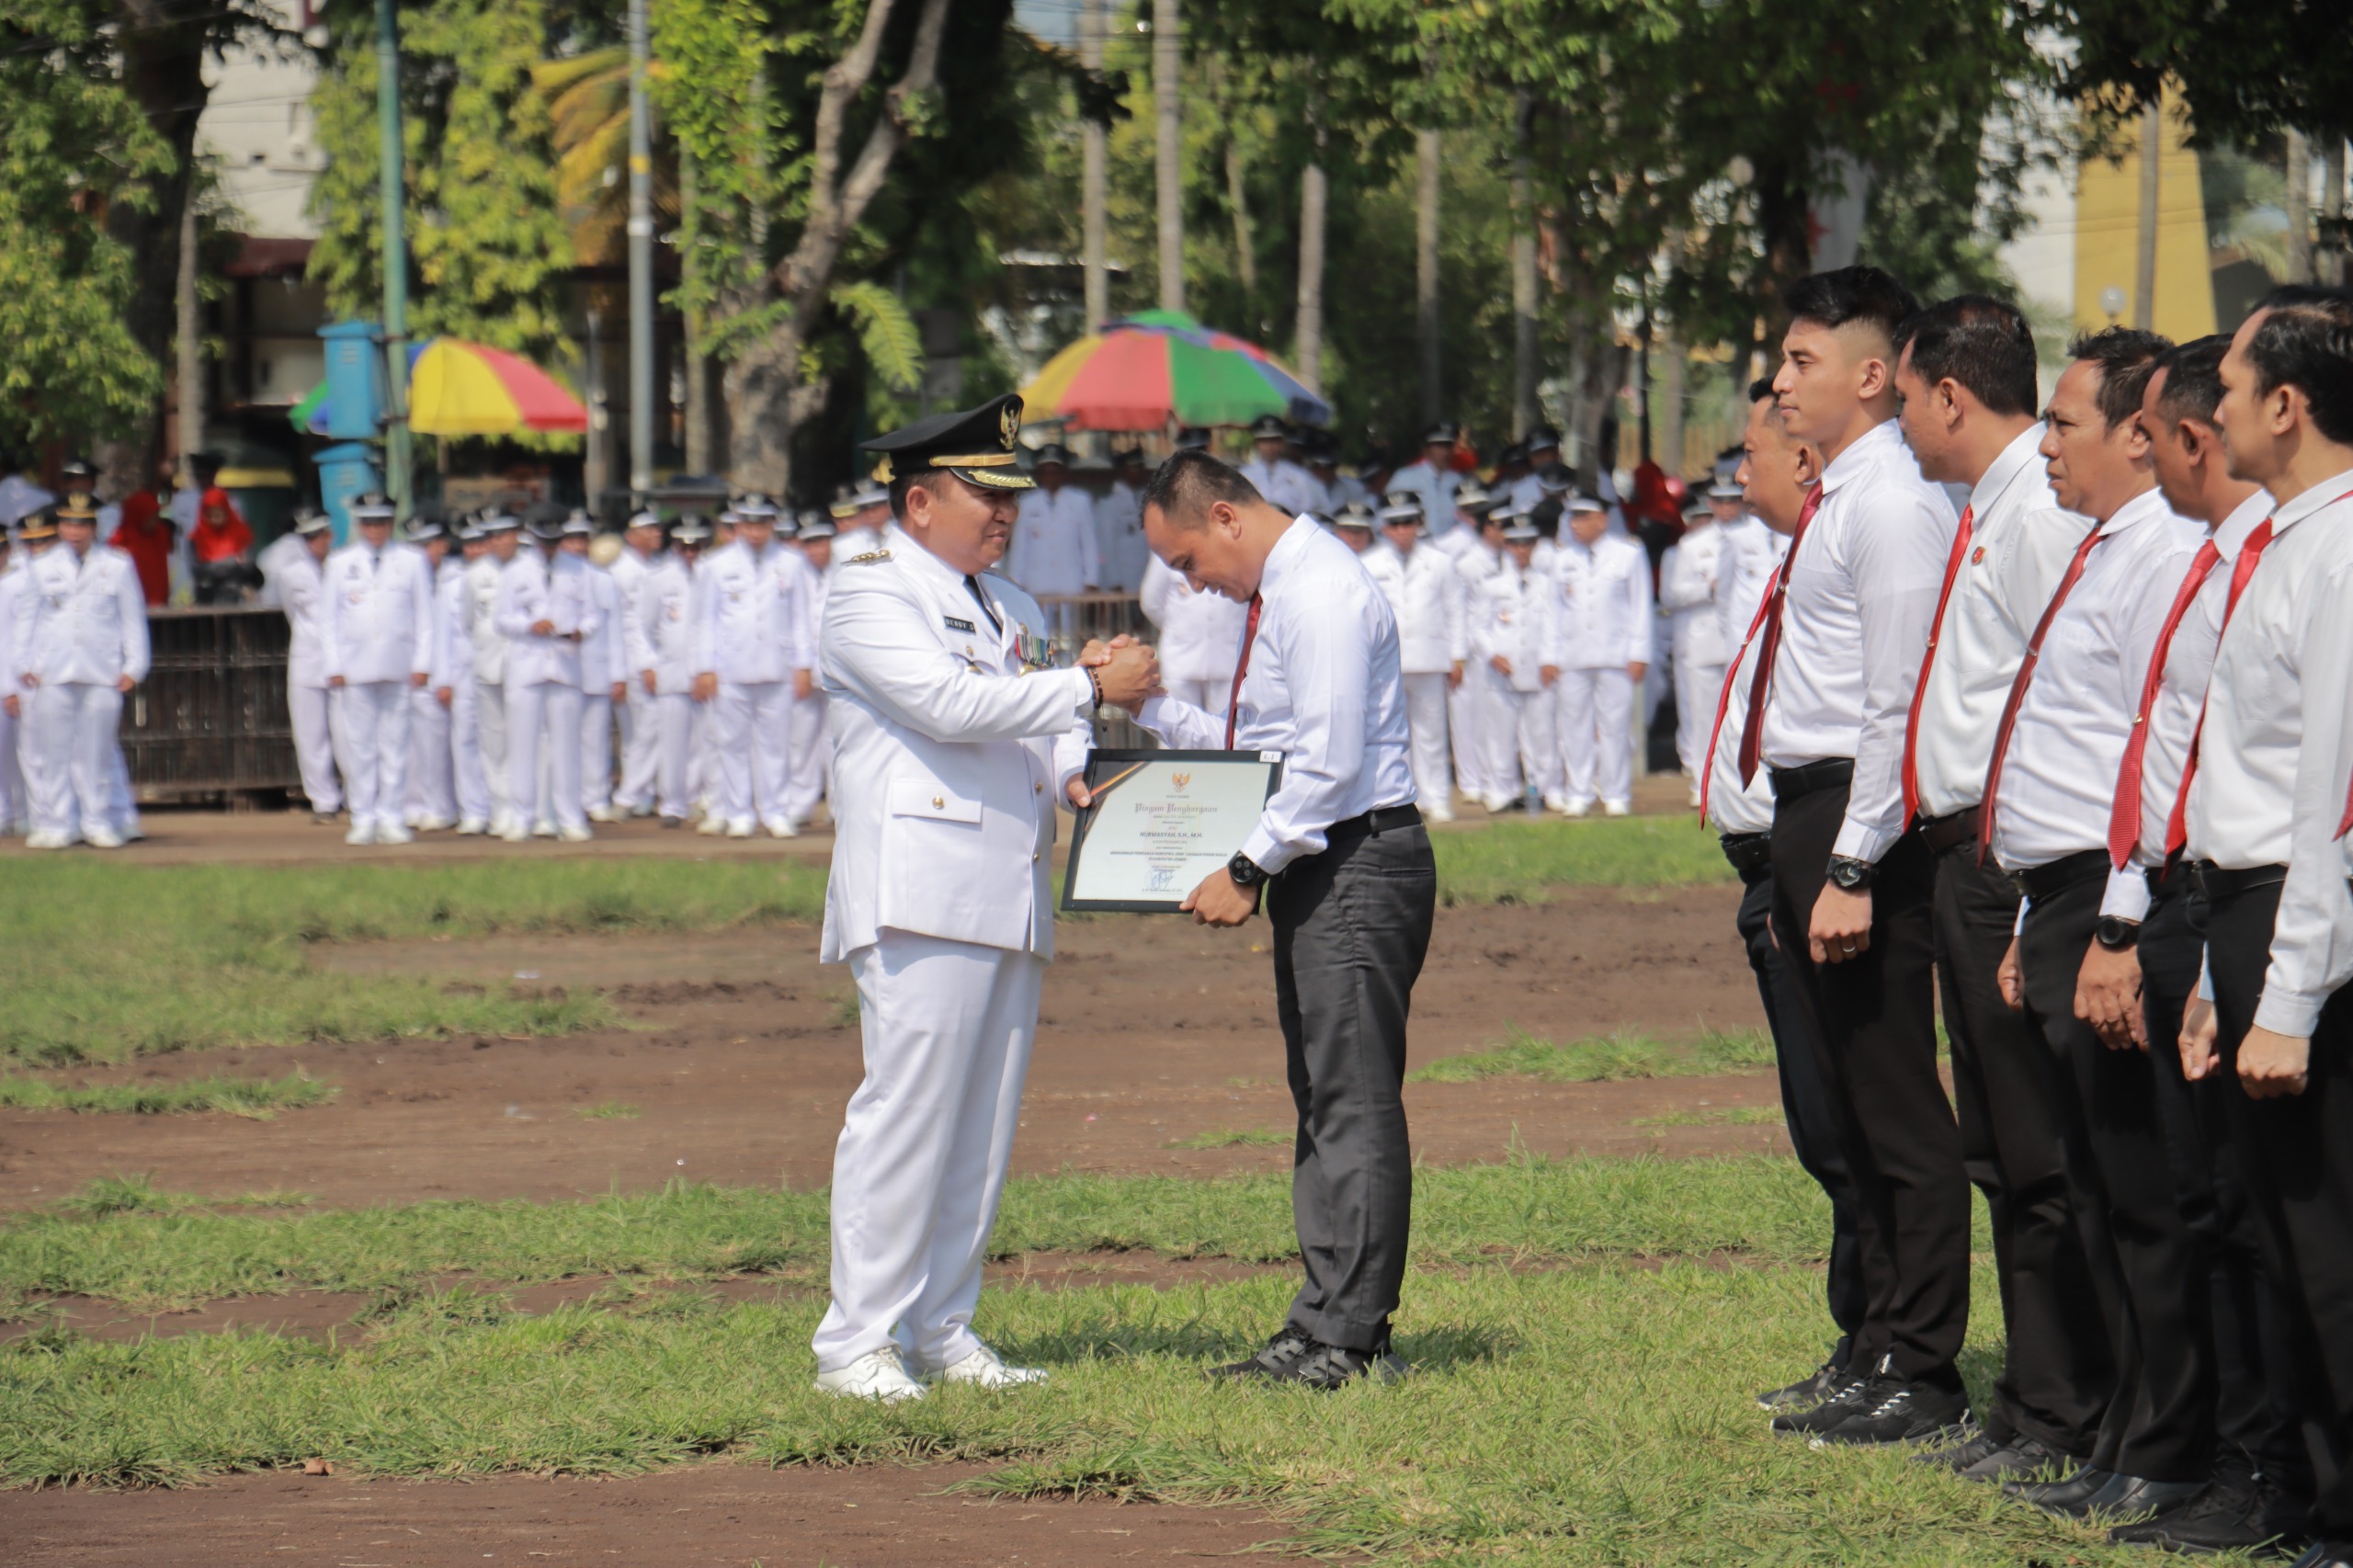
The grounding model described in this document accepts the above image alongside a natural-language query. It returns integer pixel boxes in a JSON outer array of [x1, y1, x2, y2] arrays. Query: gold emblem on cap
[[999, 400, 1020, 449]]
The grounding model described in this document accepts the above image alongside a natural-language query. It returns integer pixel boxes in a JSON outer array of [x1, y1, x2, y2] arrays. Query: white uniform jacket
[[609, 547, 657, 680], [0, 564, 23, 697], [1360, 538, 1467, 676], [1658, 524, 1729, 669], [1093, 483, 1149, 593], [1388, 459, 1461, 537], [276, 549, 333, 689], [1469, 560, 1555, 693], [1238, 457, 1319, 518], [15, 545, 151, 687], [694, 539, 816, 685], [578, 562, 624, 694], [1006, 487, 1101, 597], [641, 557, 700, 695], [320, 542, 434, 686], [495, 548, 602, 688], [1138, 555, 1247, 686], [427, 559, 469, 691], [820, 528, 1096, 963], [463, 554, 511, 686], [1547, 533, 1654, 670]]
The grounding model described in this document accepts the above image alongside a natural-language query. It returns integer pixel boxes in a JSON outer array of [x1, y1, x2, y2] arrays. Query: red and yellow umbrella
[[406, 339, 588, 436], [1021, 310, 1330, 433]]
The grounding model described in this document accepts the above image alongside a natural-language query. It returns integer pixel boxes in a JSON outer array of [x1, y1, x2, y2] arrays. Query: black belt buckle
[[1718, 831, 1773, 875]]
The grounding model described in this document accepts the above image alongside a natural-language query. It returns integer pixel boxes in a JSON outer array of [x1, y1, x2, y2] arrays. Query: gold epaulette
[[847, 549, 892, 564]]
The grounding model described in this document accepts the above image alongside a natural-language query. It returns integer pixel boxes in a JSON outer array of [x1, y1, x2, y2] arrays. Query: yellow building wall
[[2074, 93, 2216, 342]]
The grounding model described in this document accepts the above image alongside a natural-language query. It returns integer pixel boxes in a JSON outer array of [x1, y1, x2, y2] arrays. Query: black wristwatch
[[1824, 855, 1877, 892], [2095, 915, 2141, 952], [1227, 851, 1269, 889]]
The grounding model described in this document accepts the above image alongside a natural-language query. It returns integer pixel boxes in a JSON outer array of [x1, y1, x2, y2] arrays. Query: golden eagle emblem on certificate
[[1061, 750, 1284, 913]]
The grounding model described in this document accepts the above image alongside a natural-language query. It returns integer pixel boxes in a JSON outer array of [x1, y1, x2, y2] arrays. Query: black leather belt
[[1768, 759, 1855, 800], [1917, 806, 1980, 856], [2187, 859, 2287, 903], [1325, 803, 1423, 844], [1719, 831, 1774, 875], [2008, 847, 2109, 903]]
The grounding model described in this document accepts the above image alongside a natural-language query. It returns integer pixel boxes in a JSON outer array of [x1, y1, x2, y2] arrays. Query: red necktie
[[2165, 518, 2276, 858], [2106, 540, 2222, 869], [1899, 505, 1973, 824], [1223, 592, 1264, 750], [1976, 520, 2109, 864], [1698, 575, 1778, 824], [1735, 483, 1825, 786]]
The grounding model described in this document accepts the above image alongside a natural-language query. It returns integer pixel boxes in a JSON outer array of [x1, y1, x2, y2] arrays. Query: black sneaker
[[1272, 1338, 1410, 1390], [1956, 1434, 2073, 1484], [1209, 1324, 1313, 1381], [2109, 1471, 2308, 1557], [1812, 1377, 1972, 1448], [1758, 1359, 1844, 1413], [1768, 1372, 1873, 1437]]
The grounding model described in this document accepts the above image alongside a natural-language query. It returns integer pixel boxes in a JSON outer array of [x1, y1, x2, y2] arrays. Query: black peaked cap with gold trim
[[859, 393, 1036, 493]]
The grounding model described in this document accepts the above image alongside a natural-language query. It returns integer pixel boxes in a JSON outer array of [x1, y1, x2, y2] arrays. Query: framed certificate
[[1062, 748, 1284, 913]]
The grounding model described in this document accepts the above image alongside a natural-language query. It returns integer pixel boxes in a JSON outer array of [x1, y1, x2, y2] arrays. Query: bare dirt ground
[[0, 885, 1772, 1210], [0, 1462, 1295, 1566]]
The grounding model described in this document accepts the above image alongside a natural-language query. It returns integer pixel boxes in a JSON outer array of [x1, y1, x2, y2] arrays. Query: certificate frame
[[1061, 748, 1284, 913]]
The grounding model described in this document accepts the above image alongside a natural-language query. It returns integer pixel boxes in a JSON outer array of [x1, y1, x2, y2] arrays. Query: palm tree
[[532, 48, 677, 267]]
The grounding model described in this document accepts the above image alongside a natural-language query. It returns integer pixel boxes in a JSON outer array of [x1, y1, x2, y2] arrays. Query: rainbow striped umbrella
[[289, 339, 587, 437], [1020, 310, 1329, 432]]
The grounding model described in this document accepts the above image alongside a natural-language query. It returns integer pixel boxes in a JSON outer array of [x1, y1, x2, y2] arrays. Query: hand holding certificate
[[1062, 749, 1283, 912]]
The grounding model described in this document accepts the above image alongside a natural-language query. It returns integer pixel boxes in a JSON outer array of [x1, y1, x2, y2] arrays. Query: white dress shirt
[[14, 542, 149, 686], [1657, 522, 1728, 668], [1705, 575, 1780, 836], [1138, 555, 1247, 686], [2186, 470, 2353, 1036], [1756, 418, 1958, 861], [321, 540, 435, 686], [1239, 457, 1320, 519], [1136, 517, 1415, 874], [1006, 486, 1101, 597], [1713, 513, 1788, 656], [694, 539, 816, 686], [1911, 423, 2089, 820], [1359, 536, 1467, 675], [1989, 488, 2202, 916], [1547, 531, 1654, 671], [1388, 460, 1461, 537], [1093, 482, 1150, 592]]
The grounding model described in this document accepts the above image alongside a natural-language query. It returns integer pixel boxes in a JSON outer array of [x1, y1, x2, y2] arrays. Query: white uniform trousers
[[1473, 665, 1556, 807], [812, 931, 1043, 1374], [783, 689, 830, 825], [449, 676, 489, 825], [617, 686, 658, 812], [1449, 676, 1486, 804], [0, 704, 21, 831], [105, 738, 139, 836], [1163, 678, 1230, 717], [506, 681, 585, 834], [26, 683, 120, 838], [654, 693, 705, 819], [405, 685, 455, 824], [289, 681, 345, 814], [1554, 667, 1633, 810], [578, 692, 614, 814], [335, 681, 413, 834], [1673, 656, 1724, 783], [473, 682, 511, 831], [710, 678, 793, 831], [1401, 672, 1453, 820]]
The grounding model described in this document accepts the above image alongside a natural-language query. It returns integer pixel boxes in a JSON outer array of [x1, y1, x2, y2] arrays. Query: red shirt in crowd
[[110, 489, 175, 606], [190, 486, 253, 563]]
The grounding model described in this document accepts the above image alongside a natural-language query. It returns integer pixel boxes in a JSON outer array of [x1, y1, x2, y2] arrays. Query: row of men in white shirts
[[261, 489, 885, 846]]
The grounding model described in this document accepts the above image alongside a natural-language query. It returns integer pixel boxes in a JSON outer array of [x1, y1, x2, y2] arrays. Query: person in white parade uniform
[[0, 524, 28, 837], [321, 493, 435, 846], [1447, 489, 1507, 805], [1547, 494, 1653, 816], [435, 519, 491, 835], [1507, 426, 1566, 515], [783, 512, 837, 827], [811, 393, 1159, 1402], [830, 480, 891, 563], [1658, 494, 1731, 804], [461, 513, 520, 835], [692, 493, 814, 839], [402, 518, 459, 831], [1238, 415, 1321, 517], [564, 514, 627, 824], [1708, 476, 1786, 677], [607, 509, 665, 817], [1361, 492, 1464, 822], [639, 514, 710, 826], [1388, 424, 1463, 539], [1139, 548, 1246, 715], [14, 500, 147, 848], [1092, 449, 1151, 594], [1468, 514, 1558, 811], [1005, 443, 1099, 613], [276, 511, 345, 823], [496, 512, 601, 843]]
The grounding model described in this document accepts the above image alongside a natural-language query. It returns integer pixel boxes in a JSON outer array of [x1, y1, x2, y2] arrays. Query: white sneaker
[[532, 820, 557, 838], [813, 1346, 926, 1403], [83, 826, 126, 849], [1425, 806, 1455, 824], [1602, 800, 1631, 817], [695, 814, 728, 836], [1561, 800, 1592, 819], [557, 823, 594, 843], [586, 805, 621, 824], [456, 817, 490, 836], [922, 1343, 1048, 1390], [725, 819, 755, 839], [25, 829, 72, 850], [120, 821, 146, 842], [1542, 794, 1569, 814], [1688, 784, 1704, 809], [375, 822, 415, 845], [415, 814, 456, 833], [344, 823, 375, 846], [764, 817, 799, 840], [501, 823, 531, 844]]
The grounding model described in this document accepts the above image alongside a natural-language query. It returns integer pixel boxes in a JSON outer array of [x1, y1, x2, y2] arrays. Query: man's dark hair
[[1893, 295, 2038, 418], [1781, 266, 1921, 347], [1747, 379, 1774, 403], [2067, 326, 2172, 429], [2244, 285, 2353, 446], [2151, 335, 2230, 426], [1140, 448, 1264, 528]]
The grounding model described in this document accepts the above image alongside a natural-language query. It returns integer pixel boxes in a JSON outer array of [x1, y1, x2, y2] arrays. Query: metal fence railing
[[1038, 594, 1156, 752], [122, 607, 301, 806]]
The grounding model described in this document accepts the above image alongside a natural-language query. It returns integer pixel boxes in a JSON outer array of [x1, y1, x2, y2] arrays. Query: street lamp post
[[374, 0, 413, 517], [627, 0, 655, 505]]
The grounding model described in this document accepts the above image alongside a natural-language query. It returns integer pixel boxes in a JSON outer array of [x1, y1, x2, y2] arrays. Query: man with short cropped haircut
[[1752, 267, 1969, 1449], [2182, 285, 2353, 1568], [1891, 294, 2114, 1483]]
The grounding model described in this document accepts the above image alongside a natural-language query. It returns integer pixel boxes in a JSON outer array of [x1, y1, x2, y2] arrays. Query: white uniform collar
[[1819, 415, 1904, 497], [2267, 464, 2353, 540], [1969, 421, 2048, 518], [2095, 483, 2172, 539]]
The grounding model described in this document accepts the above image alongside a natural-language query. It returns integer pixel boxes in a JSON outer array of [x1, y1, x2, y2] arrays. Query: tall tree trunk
[[1748, 154, 1813, 362], [2323, 136, 2347, 288], [1294, 119, 1326, 394], [176, 177, 203, 481], [1154, 0, 1184, 312], [1509, 93, 1537, 439], [2285, 129, 2313, 284], [115, 0, 212, 467], [1415, 127, 1440, 426], [1079, 0, 1108, 331], [2132, 97, 2161, 331], [680, 151, 714, 475], [1656, 334, 1685, 481]]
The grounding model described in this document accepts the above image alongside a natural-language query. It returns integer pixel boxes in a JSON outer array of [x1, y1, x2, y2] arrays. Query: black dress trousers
[[1768, 778, 1971, 1392]]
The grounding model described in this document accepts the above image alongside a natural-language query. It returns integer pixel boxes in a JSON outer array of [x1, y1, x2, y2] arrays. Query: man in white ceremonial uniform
[[14, 500, 148, 848], [1547, 494, 1652, 816], [463, 514, 521, 834], [277, 511, 345, 823], [1138, 551, 1245, 714], [640, 515, 710, 826], [1362, 493, 1464, 822], [1710, 477, 1785, 665], [608, 510, 665, 817], [1005, 444, 1099, 618], [1507, 426, 1565, 515], [565, 515, 627, 824], [1239, 415, 1320, 517], [782, 514, 836, 827], [830, 481, 891, 564], [1467, 515, 1556, 810], [1658, 493, 1729, 803], [1092, 449, 1151, 594], [692, 494, 813, 839], [403, 518, 459, 831], [0, 525, 27, 836], [1388, 424, 1462, 539], [321, 493, 435, 846], [813, 394, 1159, 1402], [437, 520, 492, 835], [1446, 489, 1506, 805], [496, 513, 600, 843]]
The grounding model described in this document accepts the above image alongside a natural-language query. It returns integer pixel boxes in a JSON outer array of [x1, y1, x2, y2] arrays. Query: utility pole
[[176, 182, 203, 483], [2132, 97, 2160, 332], [2285, 130, 2313, 283], [627, 0, 654, 504], [1154, 0, 1184, 313], [1415, 124, 1440, 425], [1080, 0, 1108, 331], [1510, 92, 1537, 438], [374, 0, 413, 517]]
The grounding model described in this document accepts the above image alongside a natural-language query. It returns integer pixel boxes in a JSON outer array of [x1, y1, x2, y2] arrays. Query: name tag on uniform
[[944, 616, 976, 633]]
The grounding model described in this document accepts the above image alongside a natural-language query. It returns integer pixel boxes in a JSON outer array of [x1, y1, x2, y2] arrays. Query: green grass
[[1632, 1105, 1787, 1130], [1412, 1027, 1777, 1085], [47, 1176, 314, 1220], [1166, 1127, 1290, 1149], [0, 1071, 335, 1118], [571, 1101, 642, 1120], [1429, 814, 1733, 903]]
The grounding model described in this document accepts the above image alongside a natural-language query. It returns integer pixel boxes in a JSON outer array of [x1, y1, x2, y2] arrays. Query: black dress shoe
[[1272, 1339, 1410, 1390], [2076, 1474, 2207, 1522], [1915, 1429, 2003, 1472], [1768, 1372, 1872, 1437], [2006, 1466, 2116, 1512], [1209, 1324, 1313, 1381], [1957, 1435, 2073, 1484], [2108, 1471, 2307, 1555], [1812, 1378, 1972, 1449], [2288, 1543, 2353, 1568], [1758, 1359, 1843, 1413]]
